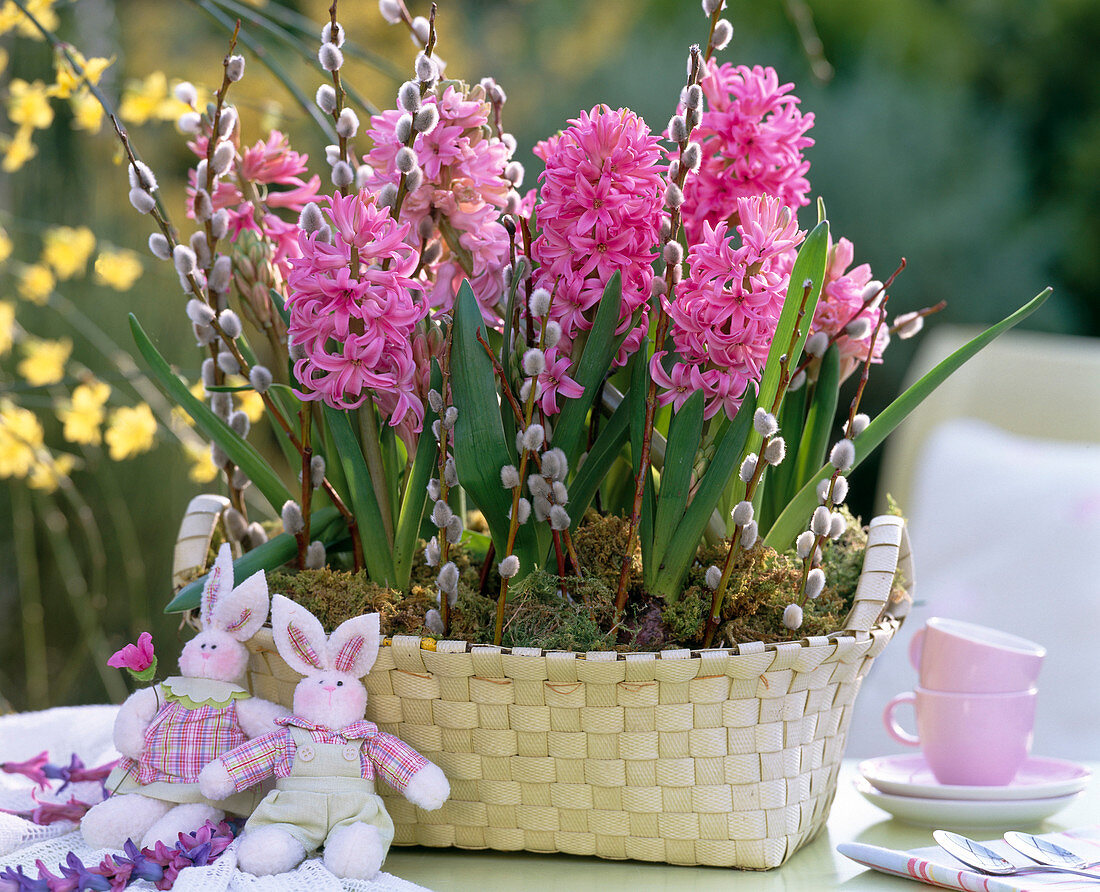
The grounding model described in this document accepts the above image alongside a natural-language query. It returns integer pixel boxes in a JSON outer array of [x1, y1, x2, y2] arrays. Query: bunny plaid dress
[[107, 677, 264, 816], [220, 716, 429, 854]]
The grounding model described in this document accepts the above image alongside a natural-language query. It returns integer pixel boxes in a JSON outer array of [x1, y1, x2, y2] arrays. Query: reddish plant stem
[[478, 541, 497, 597], [793, 296, 892, 616], [552, 530, 567, 584], [889, 300, 946, 335]]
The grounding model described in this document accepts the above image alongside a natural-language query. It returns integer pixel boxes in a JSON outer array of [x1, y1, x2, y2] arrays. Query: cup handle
[[908, 628, 925, 672], [883, 691, 920, 746]]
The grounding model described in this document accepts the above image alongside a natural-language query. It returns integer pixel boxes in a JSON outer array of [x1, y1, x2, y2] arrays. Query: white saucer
[[858, 754, 1092, 801], [853, 777, 1084, 830]]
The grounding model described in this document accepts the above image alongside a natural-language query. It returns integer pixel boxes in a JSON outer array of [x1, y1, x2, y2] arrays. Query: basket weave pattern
[[240, 515, 910, 869]]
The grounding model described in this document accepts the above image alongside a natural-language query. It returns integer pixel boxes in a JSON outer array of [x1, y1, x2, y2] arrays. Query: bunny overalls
[[244, 725, 395, 855]]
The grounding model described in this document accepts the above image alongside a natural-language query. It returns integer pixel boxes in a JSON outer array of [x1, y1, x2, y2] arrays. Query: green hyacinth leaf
[[451, 281, 540, 579], [130, 314, 294, 513], [764, 287, 1053, 550]]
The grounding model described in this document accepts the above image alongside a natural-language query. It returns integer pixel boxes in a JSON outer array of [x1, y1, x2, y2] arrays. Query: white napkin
[[839, 825, 1100, 890]]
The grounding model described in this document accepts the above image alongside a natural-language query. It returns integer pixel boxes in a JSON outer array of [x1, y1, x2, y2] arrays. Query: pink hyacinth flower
[[657, 195, 805, 420], [285, 190, 428, 443], [806, 236, 890, 381], [531, 104, 666, 413], [677, 60, 814, 246], [362, 85, 515, 325]]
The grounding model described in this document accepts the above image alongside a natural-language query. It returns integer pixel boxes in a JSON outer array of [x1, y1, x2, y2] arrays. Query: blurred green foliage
[[1, 0, 1096, 710]]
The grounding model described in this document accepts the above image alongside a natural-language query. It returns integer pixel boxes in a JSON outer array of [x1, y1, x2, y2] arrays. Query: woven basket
[[173, 500, 911, 869]]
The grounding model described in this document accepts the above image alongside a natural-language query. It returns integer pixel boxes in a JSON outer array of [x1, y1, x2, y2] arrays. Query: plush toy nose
[[323, 685, 337, 693], [201, 653, 210, 660]]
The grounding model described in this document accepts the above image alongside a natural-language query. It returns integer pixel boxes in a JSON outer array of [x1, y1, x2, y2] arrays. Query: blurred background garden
[[1, 0, 1096, 712]]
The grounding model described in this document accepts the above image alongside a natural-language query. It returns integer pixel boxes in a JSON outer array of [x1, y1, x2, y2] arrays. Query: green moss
[[267, 510, 885, 650], [267, 568, 435, 636], [571, 510, 642, 596]]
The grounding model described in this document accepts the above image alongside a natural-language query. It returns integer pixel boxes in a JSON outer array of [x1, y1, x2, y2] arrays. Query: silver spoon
[[933, 830, 1100, 881], [1004, 831, 1100, 871]]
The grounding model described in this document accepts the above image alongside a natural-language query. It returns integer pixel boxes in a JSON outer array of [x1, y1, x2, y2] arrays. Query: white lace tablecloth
[[0, 705, 431, 892]]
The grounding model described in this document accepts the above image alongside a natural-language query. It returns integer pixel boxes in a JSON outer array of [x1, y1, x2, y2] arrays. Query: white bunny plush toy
[[199, 595, 450, 880], [81, 543, 284, 849]]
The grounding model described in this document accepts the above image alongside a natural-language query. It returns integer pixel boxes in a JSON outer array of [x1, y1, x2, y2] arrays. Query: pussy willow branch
[[790, 258, 907, 382], [494, 283, 555, 646], [702, 279, 814, 647], [13, 0, 364, 559], [792, 296, 891, 624], [435, 321, 455, 635], [614, 45, 704, 619]]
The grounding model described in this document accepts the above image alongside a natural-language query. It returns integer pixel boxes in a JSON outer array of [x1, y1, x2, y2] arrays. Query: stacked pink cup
[[882, 617, 1045, 786]]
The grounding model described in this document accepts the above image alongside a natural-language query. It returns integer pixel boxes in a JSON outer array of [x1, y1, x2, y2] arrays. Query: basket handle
[[842, 515, 913, 633], [172, 494, 230, 593]]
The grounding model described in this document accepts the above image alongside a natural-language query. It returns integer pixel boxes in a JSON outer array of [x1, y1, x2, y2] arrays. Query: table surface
[[384, 760, 1098, 891]]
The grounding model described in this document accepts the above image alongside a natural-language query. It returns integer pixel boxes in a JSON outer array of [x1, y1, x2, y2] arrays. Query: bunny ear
[[328, 613, 381, 677], [200, 543, 234, 629], [271, 594, 330, 675], [212, 570, 269, 641]]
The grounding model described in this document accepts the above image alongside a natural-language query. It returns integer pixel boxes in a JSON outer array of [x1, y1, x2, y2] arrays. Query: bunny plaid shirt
[[120, 684, 248, 785], [220, 716, 428, 793]]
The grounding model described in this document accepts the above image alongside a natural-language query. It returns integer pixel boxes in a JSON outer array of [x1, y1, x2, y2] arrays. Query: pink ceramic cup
[[882, 686, 1037, 786], [908, 617, 1045, 693]]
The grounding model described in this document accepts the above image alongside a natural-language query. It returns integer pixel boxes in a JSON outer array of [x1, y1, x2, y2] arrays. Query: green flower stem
[[357, 398, 395, 549], [297, 405, 313, 568]]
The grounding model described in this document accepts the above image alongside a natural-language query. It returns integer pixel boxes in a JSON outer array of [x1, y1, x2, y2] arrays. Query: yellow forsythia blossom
[[171, 381, 204, 430], [94, 248, 143, 290], [105, 403, 157, 460], [184, 440, 219, 483], [57, 378, 111, 445], [50, 48, 112, 99], [0, 302, 14, 355], [0, 399, 44, 479], [222, 376, 266, 423], [0, 0, 59, 38], [28, 452, 75, 492], [69, 90, 104, 132], [118, 71, 190, 125], [17, 337, 71, 386], [237, 388, 265, 424], [0, 226, 12, 264], [2, 125, 37, 172], [42, 225, 96, 279], [17, 263, 55, 304], [7, 79, 53, 129]]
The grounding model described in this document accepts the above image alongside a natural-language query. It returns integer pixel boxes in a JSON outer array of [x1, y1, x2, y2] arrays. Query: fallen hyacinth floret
[[0, 820, 237, 891]]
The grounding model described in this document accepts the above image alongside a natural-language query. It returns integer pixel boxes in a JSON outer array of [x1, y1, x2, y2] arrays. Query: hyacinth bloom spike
[[362, 85, 513, 325], [655, 195, 804, 420], [531, 105, 665, 407]]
